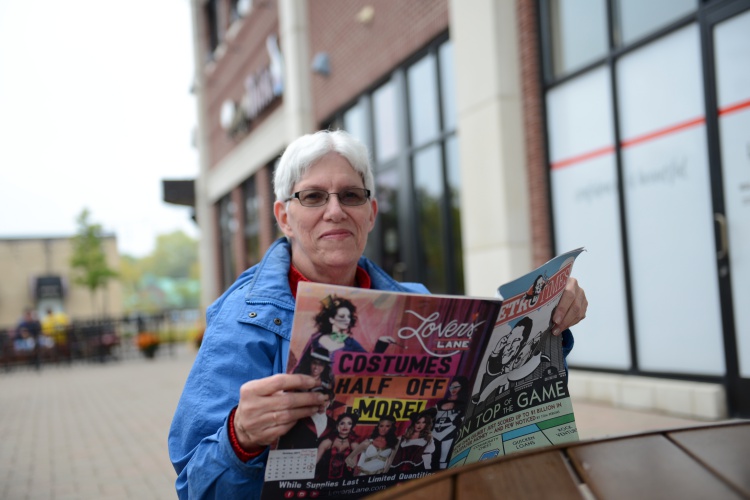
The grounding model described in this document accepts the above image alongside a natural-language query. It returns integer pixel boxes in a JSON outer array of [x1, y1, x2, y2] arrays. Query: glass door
[[706, 0, 750, 417]]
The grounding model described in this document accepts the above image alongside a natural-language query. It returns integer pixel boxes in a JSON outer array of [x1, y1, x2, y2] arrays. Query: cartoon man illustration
[[524, 274, 547, 307], [471, 316, 546, 404]]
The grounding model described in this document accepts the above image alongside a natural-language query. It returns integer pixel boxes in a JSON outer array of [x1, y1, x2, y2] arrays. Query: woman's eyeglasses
[[286, 188, 371, 207]]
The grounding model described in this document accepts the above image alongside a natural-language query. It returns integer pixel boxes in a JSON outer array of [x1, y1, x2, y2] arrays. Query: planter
[[141, 343, 159, 359]]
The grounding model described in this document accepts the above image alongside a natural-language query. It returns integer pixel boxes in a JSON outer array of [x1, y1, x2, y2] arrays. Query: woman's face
[[330, 306, 352, 332], [377, 420, 393, 436], [310, 359, 325, 377], [337, 417, 353, 437], [448, 381, 462, 399], [414, 417, 427, 433], [274, 153, 377, 282]]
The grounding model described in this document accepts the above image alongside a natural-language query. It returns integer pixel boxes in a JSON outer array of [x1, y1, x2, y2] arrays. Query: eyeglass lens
[[295, 188, 369, 206]]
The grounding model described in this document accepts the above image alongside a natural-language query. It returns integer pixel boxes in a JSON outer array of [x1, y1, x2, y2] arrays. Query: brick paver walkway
[[0, 345, 196, 500], [0, 344, 711, 500]]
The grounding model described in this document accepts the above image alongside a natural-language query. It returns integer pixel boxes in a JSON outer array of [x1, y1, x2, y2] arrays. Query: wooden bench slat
[[455, 451, 583, 500], [568, 434, 744, 500], [668, 424, 750, 497]]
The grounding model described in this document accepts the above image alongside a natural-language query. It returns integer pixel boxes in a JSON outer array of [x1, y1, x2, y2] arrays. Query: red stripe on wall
[[550, 101, 749, 171], [718, 97, 750, 116], [550, 145, 615, 170], [620, 116, 705, 149]]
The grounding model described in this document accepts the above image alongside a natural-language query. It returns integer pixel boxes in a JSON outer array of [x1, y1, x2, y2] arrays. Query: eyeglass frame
[[285, 188, 372, 207]]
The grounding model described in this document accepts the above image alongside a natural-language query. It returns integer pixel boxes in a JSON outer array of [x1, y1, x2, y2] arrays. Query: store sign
[[221, 34, 284, 137], [35, 276, 65, 300]]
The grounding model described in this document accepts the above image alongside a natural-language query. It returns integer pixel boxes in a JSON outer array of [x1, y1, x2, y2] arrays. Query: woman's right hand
[[233, 374, 326, 453]]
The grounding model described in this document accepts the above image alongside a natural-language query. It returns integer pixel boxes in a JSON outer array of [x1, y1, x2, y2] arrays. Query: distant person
[[16, 308, 42, 369], [41, 308, 70, 347]]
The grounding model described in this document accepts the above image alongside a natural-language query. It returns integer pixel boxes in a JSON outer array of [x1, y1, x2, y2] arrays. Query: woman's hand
[[551, 277, 588, 335], [233, 374, 325, 452]]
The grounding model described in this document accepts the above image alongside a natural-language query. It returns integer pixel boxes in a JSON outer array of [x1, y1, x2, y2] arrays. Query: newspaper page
[[261, 283, 503, 499], [260, 248, 583, 499], [450, 247, 584, 466]]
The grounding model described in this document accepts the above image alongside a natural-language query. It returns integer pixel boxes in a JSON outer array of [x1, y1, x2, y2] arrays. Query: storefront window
[[343, 101, 369, 150], [372, 80, 399, 163], [328, 37, 461, 294], [414, 145, 446, 292], [439, 41, 457, 131], [616, 0, 696, 45], [617, 25, 723, 375], [374, 167, 403, 281], [547, 0, 608, 78], [218, 195, 237, 290], [407, 55, 439, 147], [547, 67, 630, 369], [445, 135, 464, 294], [244, 176, 261, 268]]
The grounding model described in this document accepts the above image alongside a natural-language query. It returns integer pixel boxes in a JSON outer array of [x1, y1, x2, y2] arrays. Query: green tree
[[70, 208, 119, 316], [141, 231, 199, 279], [120, 230, 200, 313]]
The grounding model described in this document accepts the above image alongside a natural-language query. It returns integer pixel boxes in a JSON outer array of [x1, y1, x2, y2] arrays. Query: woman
[[389, 411, 436, 473], [431, 376, 469, 469], [315, 411, 360, 480], [346, 414, 399, 475], [293, 346, 334, 390], [168, 130, 588, 499], [300, 294, 394, 367]]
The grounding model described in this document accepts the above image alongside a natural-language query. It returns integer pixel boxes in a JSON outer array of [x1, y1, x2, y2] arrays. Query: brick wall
[[517, 0, 553, 266], [308, 0, 450, 124], [200, 2, 281, 167]]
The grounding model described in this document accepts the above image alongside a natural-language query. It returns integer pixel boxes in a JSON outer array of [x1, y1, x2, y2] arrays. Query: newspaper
[[261, 248, 584, 499]]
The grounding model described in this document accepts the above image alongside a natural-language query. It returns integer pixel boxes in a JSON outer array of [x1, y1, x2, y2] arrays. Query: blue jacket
[[168, 239, 430, 499], [168, 238, 574, 499]]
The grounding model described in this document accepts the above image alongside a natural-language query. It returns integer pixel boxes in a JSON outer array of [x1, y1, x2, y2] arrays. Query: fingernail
[[552, 328, 560, 336]]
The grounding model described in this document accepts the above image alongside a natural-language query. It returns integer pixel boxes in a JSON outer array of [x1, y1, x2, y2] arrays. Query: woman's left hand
[[550, 277, 588, 335]]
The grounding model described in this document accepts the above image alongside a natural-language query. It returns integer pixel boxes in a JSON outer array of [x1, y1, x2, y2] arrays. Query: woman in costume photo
[[431, 376, 469, 469], [346, 414, 399, 475], [315, 411, 361, 480], [389, 411, 435, 473], [293, 346, 334, 390]]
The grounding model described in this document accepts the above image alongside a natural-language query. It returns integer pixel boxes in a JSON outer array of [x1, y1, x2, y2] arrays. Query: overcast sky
[[0, 0, 200, 257]]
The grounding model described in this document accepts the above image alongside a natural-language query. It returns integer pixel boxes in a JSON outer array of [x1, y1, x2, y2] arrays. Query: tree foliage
[[70, 208, 118, 314], [120, 230, 200, 313]]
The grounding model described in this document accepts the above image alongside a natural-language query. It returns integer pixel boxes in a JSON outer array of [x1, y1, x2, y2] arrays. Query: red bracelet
[[228, 407, 264, 462]]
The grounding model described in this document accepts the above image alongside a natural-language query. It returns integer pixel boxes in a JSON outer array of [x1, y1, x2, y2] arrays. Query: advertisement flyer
[[261, 249, 584, 499]]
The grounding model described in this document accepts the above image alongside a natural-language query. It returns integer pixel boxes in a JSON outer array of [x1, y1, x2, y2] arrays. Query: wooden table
[[365, 421, 750, 500]]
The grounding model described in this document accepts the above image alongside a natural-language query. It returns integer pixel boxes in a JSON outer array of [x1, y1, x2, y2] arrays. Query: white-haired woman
[[168, 130, 588, 499]]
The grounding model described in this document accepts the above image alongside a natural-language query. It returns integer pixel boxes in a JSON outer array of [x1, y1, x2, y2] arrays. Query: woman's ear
[[274, 200, 294, 238], [367, 198, 378, 233]]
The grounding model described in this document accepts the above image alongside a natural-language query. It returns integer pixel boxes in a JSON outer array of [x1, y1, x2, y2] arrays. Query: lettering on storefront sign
[[221, 34, 284, 137], [628, 156, 688, 189], [575, 181, 615, 203]]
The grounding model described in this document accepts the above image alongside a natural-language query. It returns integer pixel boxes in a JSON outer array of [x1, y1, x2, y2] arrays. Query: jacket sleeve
[[561, 329, 574, 358], [168, 287, 286, 500]]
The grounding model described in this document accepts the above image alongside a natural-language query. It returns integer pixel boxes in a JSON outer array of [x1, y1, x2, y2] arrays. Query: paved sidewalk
[[0, 345, 195, 500], [0, 344, 717, 500]]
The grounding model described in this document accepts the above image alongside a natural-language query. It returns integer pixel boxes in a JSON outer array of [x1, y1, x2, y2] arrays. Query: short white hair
[[273, 130, 376, 202]]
